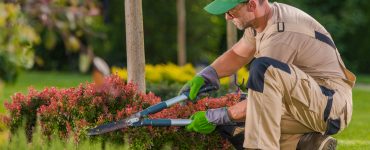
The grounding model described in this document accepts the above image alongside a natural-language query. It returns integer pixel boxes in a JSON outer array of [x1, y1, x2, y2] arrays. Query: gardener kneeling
[[180, 0, 356, 149]]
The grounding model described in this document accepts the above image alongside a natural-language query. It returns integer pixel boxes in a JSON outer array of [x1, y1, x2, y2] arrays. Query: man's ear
[[246, 0, 257, 12]]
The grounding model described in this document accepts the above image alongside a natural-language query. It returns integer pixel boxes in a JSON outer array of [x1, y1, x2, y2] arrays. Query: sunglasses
[[226, 1, 249, 19]]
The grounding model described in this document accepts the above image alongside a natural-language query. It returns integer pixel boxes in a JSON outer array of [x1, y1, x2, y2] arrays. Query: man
[[181, 0, 356, 149]]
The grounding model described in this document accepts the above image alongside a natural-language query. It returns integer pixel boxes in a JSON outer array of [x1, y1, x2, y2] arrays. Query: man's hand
[[185, 111, 216, 134], [186, 108, 235, 134], [178, 66, 220, 101], [178, 76, 205, 100]]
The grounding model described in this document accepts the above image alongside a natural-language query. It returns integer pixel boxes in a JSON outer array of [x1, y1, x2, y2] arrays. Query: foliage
[[1, 72, 370, 149], [2, 73, 370, 149], [112, 63, 195, 84], [3, 88, 48, 142], [15, 0, 107, 71], [0, 3, 39, 83], [3, 75, 243, 149], [103, 0, 370, 74], [146, 82, 184, 100], [1, 125, 128, 150], [112, 63, 249, 86], [0, 0, 366, 74], [104, 0, 226, 66], [0, 71, 91, 114], [113, 63, 249, 101]]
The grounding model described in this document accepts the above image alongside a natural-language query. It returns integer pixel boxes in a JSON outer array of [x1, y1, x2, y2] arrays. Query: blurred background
[[2, 0, 370, 74], [0, 0, 369, 149]]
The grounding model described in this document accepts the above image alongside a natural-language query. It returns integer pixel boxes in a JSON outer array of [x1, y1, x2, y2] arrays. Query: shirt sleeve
[[243, 27, 256, 45], [233, 28, 257, 57]]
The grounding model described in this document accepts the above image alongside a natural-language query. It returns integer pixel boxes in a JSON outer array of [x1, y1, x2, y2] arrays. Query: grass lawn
[[0, 71, 369, 149], [335, 88, 370, 149]]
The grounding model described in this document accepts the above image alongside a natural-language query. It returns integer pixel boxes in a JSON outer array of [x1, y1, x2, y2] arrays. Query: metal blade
[[88, 113, 141, 136], [87, 119, 132, 136]]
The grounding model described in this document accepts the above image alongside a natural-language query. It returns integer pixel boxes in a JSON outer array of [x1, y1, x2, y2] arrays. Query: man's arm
[[210, 37, 256, 78], [209, 37, 254, 122], [227, 100, 247, 122]]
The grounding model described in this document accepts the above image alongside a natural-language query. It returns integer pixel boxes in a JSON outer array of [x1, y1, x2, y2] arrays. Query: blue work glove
[[186, 108, 234, 134], [178, 66, 220, 101]]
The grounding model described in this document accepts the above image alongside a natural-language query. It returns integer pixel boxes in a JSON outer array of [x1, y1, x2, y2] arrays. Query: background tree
[[125, 0, 146, 92], [0, 3, 39, 84], [18, 0, 107, 71], [4, 0, 367, 74], [177, 0, 186, 66], [0, 3, 40, 97]]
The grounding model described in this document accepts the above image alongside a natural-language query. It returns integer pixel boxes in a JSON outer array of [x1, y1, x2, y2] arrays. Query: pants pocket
[[291, 79, 310, 106], [290, 77, 322, 113]]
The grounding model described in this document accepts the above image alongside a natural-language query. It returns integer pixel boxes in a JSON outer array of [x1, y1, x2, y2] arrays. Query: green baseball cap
[[204, 0, 248, 15]]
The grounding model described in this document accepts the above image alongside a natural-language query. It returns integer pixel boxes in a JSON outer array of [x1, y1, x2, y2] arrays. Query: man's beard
[[238, 21, 253, 30], [234, 16, 256, 30], [235, 19, 255, 30]]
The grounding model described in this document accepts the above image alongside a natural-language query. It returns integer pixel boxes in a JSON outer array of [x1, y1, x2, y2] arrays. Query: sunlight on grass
[[337, 140, 370, 150]]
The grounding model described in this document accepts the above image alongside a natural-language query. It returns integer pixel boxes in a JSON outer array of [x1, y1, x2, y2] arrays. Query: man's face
[[225, 2, 256, 30]]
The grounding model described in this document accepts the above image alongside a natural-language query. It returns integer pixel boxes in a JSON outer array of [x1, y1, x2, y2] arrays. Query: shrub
[[146, 82, 183, 100], [1, 124, 127, 150], [112, 63, 195, 84], [4, 75, 243, 149]]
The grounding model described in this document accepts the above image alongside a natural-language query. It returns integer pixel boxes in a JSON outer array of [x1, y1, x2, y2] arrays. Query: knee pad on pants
[[247, 57, 291, 93]]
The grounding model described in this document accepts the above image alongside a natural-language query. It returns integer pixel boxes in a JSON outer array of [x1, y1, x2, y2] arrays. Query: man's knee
[[247, 57, 291, 93]]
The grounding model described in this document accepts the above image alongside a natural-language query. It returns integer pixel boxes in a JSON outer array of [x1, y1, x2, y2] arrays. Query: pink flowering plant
[[4, 88, 52, 142], [4, 75, 242, 149]]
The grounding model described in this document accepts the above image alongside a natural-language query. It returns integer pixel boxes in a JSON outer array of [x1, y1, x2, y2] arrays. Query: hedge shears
[[87, 86, 218, 136]]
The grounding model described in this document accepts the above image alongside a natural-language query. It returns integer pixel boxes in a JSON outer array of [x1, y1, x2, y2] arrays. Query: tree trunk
[[125, 0, 146, 92], [177, 0, 186, 66], [227, 21, 238, 91]]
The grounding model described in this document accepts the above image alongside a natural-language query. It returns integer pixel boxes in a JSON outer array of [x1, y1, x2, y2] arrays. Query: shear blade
[[87, 119, 130, 136]]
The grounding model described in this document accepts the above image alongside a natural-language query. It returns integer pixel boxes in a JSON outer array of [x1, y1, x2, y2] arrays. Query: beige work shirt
[[235, 2, 347, 80]]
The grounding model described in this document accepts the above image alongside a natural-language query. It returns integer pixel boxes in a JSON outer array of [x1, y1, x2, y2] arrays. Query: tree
[[177, 0, 186, 66], [125, 0, 146, 92], [0, 3, 40, 96], [0, 3, 39, 83], [18, 0, 106, 71]]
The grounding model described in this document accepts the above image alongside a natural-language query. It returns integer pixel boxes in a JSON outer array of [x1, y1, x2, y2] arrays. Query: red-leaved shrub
[[4, 75, 242, 149]]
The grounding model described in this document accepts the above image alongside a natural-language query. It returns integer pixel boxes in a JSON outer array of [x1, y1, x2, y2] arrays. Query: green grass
[[335, 88, 370, 149], [0, 72, 369, 149], [0, 71, 91, 114], [0, 125, 130, 150]]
